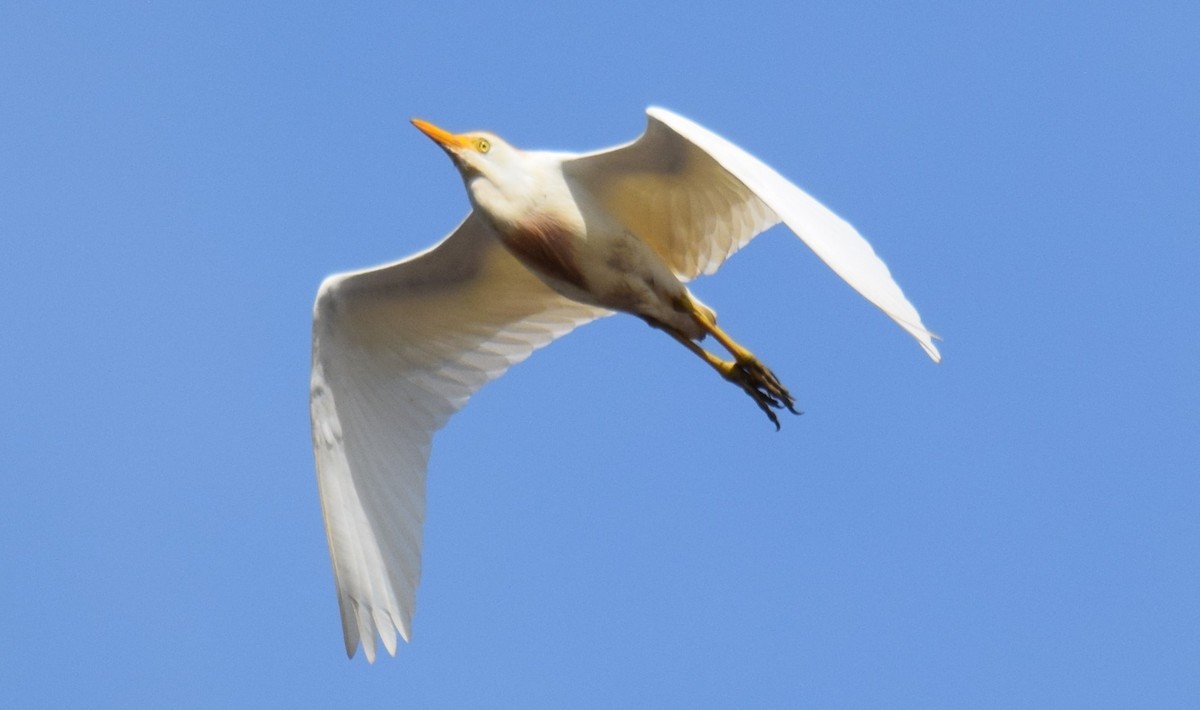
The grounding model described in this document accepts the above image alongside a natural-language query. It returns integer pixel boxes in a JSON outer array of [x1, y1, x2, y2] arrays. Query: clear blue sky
[[3, 2, 1197, 707]]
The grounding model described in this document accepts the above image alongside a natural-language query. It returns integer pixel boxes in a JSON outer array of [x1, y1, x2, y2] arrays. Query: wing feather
[[565, 107, 940, 361], [310, 213, 609, 660]]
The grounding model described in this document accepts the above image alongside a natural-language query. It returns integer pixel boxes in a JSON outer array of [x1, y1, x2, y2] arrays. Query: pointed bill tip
[[411, 118, 470, 149]]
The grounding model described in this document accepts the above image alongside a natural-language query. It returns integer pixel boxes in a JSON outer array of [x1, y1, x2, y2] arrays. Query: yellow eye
[[475, 138, 491, 153]]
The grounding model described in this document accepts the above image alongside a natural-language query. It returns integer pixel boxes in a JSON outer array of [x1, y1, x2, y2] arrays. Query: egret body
[[311, 108, 940, 660]]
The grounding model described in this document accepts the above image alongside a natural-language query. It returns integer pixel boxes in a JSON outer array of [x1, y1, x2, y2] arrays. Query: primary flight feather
[[310, 107, 940, 660]]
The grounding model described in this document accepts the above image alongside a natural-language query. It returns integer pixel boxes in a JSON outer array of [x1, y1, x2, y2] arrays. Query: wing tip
[[887, 312, 942, 363], [924, 328, 944, 363], [343, 597, 412, 662]]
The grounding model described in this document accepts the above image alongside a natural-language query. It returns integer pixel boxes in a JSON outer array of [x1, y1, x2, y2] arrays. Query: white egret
[[310, 107, 940, 660]]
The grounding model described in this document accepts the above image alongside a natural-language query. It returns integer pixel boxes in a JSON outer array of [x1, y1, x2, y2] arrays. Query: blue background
[[3, 2, 1197, 707]]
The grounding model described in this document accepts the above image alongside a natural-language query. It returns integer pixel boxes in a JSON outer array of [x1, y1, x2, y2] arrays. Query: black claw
[[722, 359, 802, 429]]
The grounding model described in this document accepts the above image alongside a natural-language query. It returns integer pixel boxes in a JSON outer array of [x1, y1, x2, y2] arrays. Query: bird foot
[[720, 357, 800, 430]]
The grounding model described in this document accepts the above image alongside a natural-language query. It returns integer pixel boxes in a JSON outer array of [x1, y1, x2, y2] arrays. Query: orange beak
[[411, 119, 471, 150]]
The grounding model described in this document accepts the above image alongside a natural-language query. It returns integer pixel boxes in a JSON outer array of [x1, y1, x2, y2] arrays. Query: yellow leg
[[659, 297, 800, 429], [699, 318, 757, 364], [661, 327, 739, 380]]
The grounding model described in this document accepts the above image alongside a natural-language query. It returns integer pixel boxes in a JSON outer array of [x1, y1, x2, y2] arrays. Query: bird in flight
[[310, 107, 940, 660]]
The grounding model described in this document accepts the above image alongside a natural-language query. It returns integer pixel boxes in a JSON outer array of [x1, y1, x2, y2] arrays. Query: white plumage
[[311, 107, 939, 660]]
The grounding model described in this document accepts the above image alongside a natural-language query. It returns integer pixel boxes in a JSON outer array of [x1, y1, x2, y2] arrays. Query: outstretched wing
[[310, 213, 610, 661], [564, 107, 940, 362]]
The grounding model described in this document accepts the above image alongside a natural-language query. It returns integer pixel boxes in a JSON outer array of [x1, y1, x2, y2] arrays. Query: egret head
[[411, 118, 532, 222], [414, 117, 527, 177]]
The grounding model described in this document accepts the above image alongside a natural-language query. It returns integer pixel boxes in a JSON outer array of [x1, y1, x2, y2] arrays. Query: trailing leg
[[652, 300, 800, 429]]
